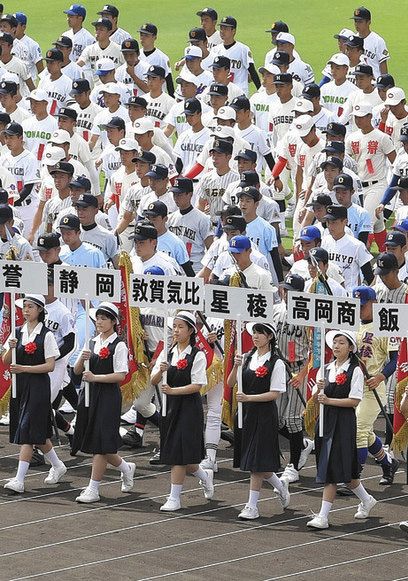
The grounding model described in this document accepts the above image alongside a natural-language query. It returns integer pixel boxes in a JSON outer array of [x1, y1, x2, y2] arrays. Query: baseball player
[[137, 164, 177, 218], [0, 31, 34, 97], [344, 35, 369, 81], [304, 247, 347, 295], [52, 35, 84, 81], [267, 73, 296, 152], [70, 78, 102, 143], [62, 4, 95, 63], [383, 88, 408, 150], [271, 35, 314, 84], [138, 23, 174, 96], [96, 4, 131, 45], [42, 161, 75, 235], [163, 72, 201, 138], [351, 6, 389, 77], [332, 173, 372, 244], [38, 48, 72, 115], [250, 63, 280, 134], [372, 74, 395, 128], [90, 58, 131, 107], [173, 98, 211, 174], [116, 39, 149, 97], [196, 7, 222, 49], [204, 56, 242, 104], [107, 137, 139, 233], [320, 53, 358, 118], [0, 204, 34, 260], [145, 65, 176, 129], [77, 17, 124, 80], [0, 80, 30, 124], [338, 64, 382, 128], [133, 118, 176, 177], [182, 46, 213, 97], [89, 86, 129, 150], [299, 85, 334, 133], [13, 12, 43, 82], [22, 90, 57, 161]]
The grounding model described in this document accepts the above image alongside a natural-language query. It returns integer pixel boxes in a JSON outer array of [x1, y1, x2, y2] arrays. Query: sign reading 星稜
[[204, 285, 275, 321]]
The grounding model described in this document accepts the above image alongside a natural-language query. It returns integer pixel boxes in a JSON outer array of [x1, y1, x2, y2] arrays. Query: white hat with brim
[[246, 322, 276, 338], [325, 329, 357, 353], [15, 294, 45, 310], [171, 311, 197, 331], [89, 302, 120, 322]]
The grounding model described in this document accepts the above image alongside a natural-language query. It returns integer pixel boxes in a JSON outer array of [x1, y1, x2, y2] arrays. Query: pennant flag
[[0, 294, 23, 415], [392, 301, 408, 452], [196, 328, 224, 396]]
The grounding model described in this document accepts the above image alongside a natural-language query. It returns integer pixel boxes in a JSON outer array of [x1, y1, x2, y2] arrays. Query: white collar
[[328, 358, 351, 373], [92, 332, 118, 346], [22, 322, 43, 341]]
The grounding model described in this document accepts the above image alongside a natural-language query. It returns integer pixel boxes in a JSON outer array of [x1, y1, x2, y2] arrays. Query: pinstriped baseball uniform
[[196, 168, 239, 224]]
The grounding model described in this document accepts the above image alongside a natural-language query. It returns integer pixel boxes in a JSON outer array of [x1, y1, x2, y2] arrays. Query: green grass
[[8, 0, 408, 90]]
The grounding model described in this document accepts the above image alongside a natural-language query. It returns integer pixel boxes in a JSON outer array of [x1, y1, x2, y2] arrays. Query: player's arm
[[378, 173, 399, 213], [25, 77, 35, 92], [361, 261, 374, 286], [14, 183, 35, 206], [181, 261, 196, 276], [358, 231, 369, 245], [126, 66, 148, 93], [379, 61, 388, 75], [28, 199, 46, 244], [89, 133, 99, 152], [270, 247, 284, 284], [386, 149, 396, 164], [165, 73, 175, 97], [163, 123, 175, 138], [114, 210, 135, 235], [56, 333, 76, 360], [204, 234, 213, 250], [248, 63, 261, 89], [294, 164, 303, 198]]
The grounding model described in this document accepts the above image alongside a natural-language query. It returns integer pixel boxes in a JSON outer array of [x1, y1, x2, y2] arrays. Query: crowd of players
[[0, 3, 407, 530]]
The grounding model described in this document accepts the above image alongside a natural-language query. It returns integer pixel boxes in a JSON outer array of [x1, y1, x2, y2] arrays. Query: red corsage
[[176, 358, 188, 370], [24, 342, 37, 355], [99, 347, 110, 359], [255, 365, 269, 378], [335, 372, 348, 385]]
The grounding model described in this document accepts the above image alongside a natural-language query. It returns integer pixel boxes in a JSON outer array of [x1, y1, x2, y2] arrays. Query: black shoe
[[336, 485, 354, 496], [149, 450, 163, 465], [30, 448, 45, 467], [220, 429, 234, 445], [66, 432, 74, 447], [122, 426, 143, 448], [379, 458, 399, 485]]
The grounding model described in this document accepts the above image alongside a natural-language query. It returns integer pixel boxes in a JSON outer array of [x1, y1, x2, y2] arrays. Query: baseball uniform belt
[[361, 180, 379, 187]]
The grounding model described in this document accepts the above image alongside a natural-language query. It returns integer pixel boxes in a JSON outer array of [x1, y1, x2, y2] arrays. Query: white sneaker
[[121, 462, 136, 492], [354, 495, 377, 519], [307, 514, 329, 529], [281, 463, 299, 483], [200, 456, 218, 473], [238, 504, 259, 520], [160, 497, 181, 511], [75, 487, 100, 503], [276, 478, 290, 509], [44, 463, 67, 485], [298, 438, 314, 470], [70, 413, 77, 428], [399, 521, 408, 533], [121, 407, 137, 424], [199, 469, 214, 500], [383, 444, 395, 460], [59, 401, 74, 414], [4, 478, 24, 493], [0, 413, 10, 425]]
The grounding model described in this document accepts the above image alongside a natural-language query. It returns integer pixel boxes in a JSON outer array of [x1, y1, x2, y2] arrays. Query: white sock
[[318, 500, 332, 519], [117, 460, 130, 474], [88, 479, 100, 493], [206, 448, 217, 462], [44, 448, 63, 468], [265, 473, 283, 493], [247, 489, 260, 508], [169, 483, 183, 500], [15, 460, 30, 483], [352, 483, 371, 503], [192, 467, 209, 481]]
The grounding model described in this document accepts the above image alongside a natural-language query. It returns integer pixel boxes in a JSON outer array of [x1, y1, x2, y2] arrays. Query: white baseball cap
[[293, 114, 315, 137], [27, 88, 49, 102], [385, 87, 406, 106], [95, 58, 115, 73], [215, 106, 236, 121], [133, 117, 155, 134], [51, 129, 71, 144], [328, 53, 350, 67], [292, 98, 314, 114], [258, 63, 280, 75], [325, 329, 357, 353], [334, 28, 354, 39], [100, 82, 121, 95], [1, 72, 19, 84], [184, 45, 202, 59], [276, 32, 295, 45], [176, 69, 199, 85], [43, 145, 66, 164], [115, 137, 139, 151], [352, 103, 372, 117], [211, 125, 235, 139]]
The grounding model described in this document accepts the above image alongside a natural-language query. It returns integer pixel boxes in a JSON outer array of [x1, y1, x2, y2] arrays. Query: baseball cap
[[102, 116, 125, 130], [64, 4, 86, 18], [0, 113, 10, 126], [69, 175, 91, 190], [36, 232, 61, 250], [100, 82, 121, 95], [0, 80, 17, 95], [144, 200, 168, 218], [299, 226, 321, 242], [132, 150, 156, 164], [229, 235, 251, 253], [265, 20, 289, 33], [352, 64, 374, 76], [170, 177, 194, 194], [333, 173, 353, 190], [138, 23, 158, 35], [176, 69, 199, 85], [70, 78, 90, 95], [144, 266, 165, 275], [385, 231, 406, 248], [352, 285, 376, 304], [293, 115, 315, 137], [129, 221, 158, 241], [211, 125, 235, 139], [51, 129, 71, 144], [239, 171, 260, 188], [216, 106, 236, 121], [208, 82, 228, 96], [59, 214, 80, 230], [49, 161, 74, 175], [43, 145, 65, 164], [324, 122, 346, 137], [234, 149, 257, 162], [184, 97, 202, 116], [13, 12, 27, 25], [3, 122, 23, 136], [121, 39, 139, 52], [219, 16, 237, 28], [273, 73, 293, 85], [322, 141, 345, 154], [95, 58, 115, 76], [0, 14, 18, 27], [392, 176, 408, 190], [126, 96, 147, 108], [258, 63, 280, 75], [308, 247, 329, 264], [145, 164, 168, 179], [385, 87, 406, 106], [146, 65, 165, 78], [44, 48, 64, 62], [209, 138, 233, 155], [307, 193, 333, 208], [73, 193, 98, 208], [115, 137, 139, 151], [374, 252, 399, 275], [0, 204, 13, 224], [0, 32, 14, 45], [292, 98, 314, 114], [216, 204, 241, 218], [334, 27, 354, 39], [394, 219, 408, 233], [196, 7, 218, 19], [133, 118, 154, 134], [276, 32, 295, 45], [324, 205, 348, 221], [352, 103, 372, 117], [345, 35, 364, 49], [376, 74, 395, 89], [328, 53, 350, 67], [53, 35, 73, 48], [188, 27, 207, 42], [320, 156, 343, 170], [236, 186, 261, 201], [271, 51, 290, 66], [55, 107, 77, 120], [211, 56, 231, 69], [28, 88, 49, 102], [184, 45, 202, 60], [90, 302, 120, 323], [97, 4, 119, 17], [223, 215, 246, 232], [91, 17, 112, 30], [352, 7, 371, 20], [282, 273, 305, 291], [302, 83, 320, 100], [400, 126, 408, 142], [230, 95, 250, 111]]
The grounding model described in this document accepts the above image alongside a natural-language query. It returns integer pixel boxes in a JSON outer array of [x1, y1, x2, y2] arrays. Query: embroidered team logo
[[124, 41, 132, 48], [338, 176, 344, 184], [148, 203, 155, 210], [62, 217, 69, 224], [46, 50, 53, 59]]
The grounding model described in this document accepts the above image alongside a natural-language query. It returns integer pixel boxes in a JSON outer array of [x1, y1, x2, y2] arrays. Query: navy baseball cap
[[324, 205, 348, 221], [333, 173, 353, 190], [215, 204, 241, 217], [230, 95, 250, 111], [0, 80, 17, 95], [385, 231, 406, 248], [229, 235, 251, 253], [302, 83, 320, 100], [321, 156, 343, 170], [236, 186, 261, 202], [64, 4, 86, 18], [14, 12, 27, 25], [196, 7, 218, 20], [282, 273, 305, 291], [184, 97, 201, 116], [45, 48, 64, 62], [223, 215, 246, 232], [54, 36, 73, 48], [323, 122, 346, 137], [352, 285, 376, 304], [170, 177, 194, 194], [36, 232, 61, 250], [394, 219, 408, 233], [0, 32, 14, 45], [56, 107, 77, 120], [132, 150, 156, 164], [400, 126, 408, 142], [102, 116, 126, 130], [146, 65, 165, 78], [307, 193, 333, 208], [0, 204, 13, 224], [91, 17, 113, 30], [273, 72, 293, 84], [144, 266, 165, 275], [70, 175, 91, 190], [138, 23, 158, 35], [308, 247, 329, 264], [59, 213, 80, 230], [376, 74, 395, 89], [352, 7, 371, 20], [239, 171, 260, 188], [3, 122, 23, 136], [322, 141, 345, 154], [98, 4, 119, 17], [126, 96, 147, 108], [121, 39, 139, 52], [299, 226, 321, 242], [49, 161, 75, 175], [189, 27, 207, 42], [211, 56, 231, 69], [210, 139, 233, 155], [374, 252, 399, 275], [235, 149, 257, 162], [144, 200, 168, 217], [70, 78, 90, 95], [73, 193, 98, 208], [265, 20, 289, 33], [392, 176, 408, 190], [129, 221, 158, 241], [220, 16, 237, 28], [145, 164, 168, 179], [352, 64, 374, 76], [271, 51, 290, 66], [208, 82, 228, 96]]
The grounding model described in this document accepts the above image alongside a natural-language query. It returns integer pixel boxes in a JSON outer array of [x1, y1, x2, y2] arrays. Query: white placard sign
[[287, 291, 360, 332], [0, 260, 47, 294], [129, 274, 204, 311], [53, 265, 121, 302], [373, 304, 408, 337], [204, 285, 275, 321]]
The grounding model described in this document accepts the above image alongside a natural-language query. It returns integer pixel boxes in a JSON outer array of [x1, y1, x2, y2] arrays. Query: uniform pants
[[133, 384, 157, 418], [362, 180, 386, 233], [49, 355, 71, 403], [18, 196, 39, 238], [205, 382, 223, 448], [356, 383, 386, 449], [292, 194, 306, 242], [278, 363, 306, 434]]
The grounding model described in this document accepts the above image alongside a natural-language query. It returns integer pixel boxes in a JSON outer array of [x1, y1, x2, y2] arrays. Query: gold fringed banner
[[392, 335, 408, 452], [222, 272, 241, 429]]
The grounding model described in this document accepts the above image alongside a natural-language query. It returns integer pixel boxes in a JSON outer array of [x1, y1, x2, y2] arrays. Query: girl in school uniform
[[228, 322, 290, 520], [72, 302, 135, 503], [2, 294, 66, 494], [307, 330, 377, 529], [151, 311, 214, 512]]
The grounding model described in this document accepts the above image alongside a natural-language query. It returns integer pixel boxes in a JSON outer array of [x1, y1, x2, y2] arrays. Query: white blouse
[[5, 322, 60, 360], [317, 359, 364, 400], [91, 332, 129, 374], [246, 351, 287, 393], [152, 344, 207, 386]]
